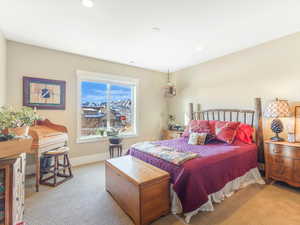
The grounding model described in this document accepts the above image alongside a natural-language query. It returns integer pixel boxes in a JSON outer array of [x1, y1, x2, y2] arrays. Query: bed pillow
[[235, 123, 254, 144], [188, 132, 208, 145], [205, 133, 216, 144], [208, 120, 218, 134], [182, 120, 211, 137], [215, 121, 240, 144]]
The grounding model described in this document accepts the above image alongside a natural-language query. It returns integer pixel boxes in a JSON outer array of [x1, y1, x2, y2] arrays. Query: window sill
[[76, 134, 139, 144]]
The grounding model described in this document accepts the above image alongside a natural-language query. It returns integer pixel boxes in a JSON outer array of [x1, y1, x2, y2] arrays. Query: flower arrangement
[[0, 106, 42, 137], [107, 127, 126, 144], [168, 114, 176, 129], [95, 128, 106, 136], [18, 107, 41, 127], [106, 128, 120, 137]]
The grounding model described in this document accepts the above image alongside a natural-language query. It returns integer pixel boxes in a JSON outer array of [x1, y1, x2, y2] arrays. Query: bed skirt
[[170, 167, 265, 223]]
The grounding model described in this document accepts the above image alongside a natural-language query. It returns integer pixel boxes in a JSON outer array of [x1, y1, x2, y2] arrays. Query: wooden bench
[[105, 155, 170, 225]]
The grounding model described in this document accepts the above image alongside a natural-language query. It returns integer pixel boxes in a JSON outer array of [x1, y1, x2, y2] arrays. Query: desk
[[0, 137, 32, 158], [28, 119, 68, 192]]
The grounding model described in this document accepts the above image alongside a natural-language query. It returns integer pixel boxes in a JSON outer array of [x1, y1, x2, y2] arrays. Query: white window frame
[[76, 70, 139, 143]]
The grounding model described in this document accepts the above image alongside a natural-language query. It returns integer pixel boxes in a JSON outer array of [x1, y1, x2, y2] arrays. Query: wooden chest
[[105, 155, 170, 225], [264, 140, 300, 187]]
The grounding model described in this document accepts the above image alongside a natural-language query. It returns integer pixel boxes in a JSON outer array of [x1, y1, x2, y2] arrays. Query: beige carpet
[[24, 162, 300, 225]]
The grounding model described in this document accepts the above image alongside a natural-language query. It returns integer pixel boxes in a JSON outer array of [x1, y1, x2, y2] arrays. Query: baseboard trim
[[25, 153, 109, 175], [70, 152, 108, 167]]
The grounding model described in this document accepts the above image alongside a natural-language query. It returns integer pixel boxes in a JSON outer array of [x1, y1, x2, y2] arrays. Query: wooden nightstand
[[264, 140, 300, 187], [162, 130, 183, 140]]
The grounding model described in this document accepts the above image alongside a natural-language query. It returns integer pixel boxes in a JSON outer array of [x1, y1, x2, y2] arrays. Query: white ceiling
[[1, 0, 300, 72]]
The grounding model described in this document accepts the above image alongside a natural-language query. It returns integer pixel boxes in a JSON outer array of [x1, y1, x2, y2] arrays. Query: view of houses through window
[[80, 79, 135, 138]]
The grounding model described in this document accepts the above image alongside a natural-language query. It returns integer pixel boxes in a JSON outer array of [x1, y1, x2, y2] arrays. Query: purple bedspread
[[128, 137, 258, 213]]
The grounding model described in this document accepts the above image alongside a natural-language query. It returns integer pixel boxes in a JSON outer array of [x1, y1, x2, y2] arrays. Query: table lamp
[[264, 98, 291, 141]]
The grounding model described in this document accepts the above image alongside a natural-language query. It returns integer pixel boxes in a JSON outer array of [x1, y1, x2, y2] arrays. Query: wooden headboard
[[188, 98, 264, 164]]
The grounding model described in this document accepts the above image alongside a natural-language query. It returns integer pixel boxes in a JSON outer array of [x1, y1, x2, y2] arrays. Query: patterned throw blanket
[[131, 142, 198, 165]]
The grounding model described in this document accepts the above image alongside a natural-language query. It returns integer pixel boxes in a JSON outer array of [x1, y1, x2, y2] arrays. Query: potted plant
[[95, 128, 106, 137], [107, 127, 123, 144], [168, 114, 176, 130], [0, 106, 41, 137]]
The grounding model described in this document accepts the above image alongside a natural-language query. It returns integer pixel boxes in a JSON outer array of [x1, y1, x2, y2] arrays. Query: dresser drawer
[[269, 155, 293, 180], [293, 160, 300, 183], [265, 141, 300, 187], [268, 143, 300, 159]]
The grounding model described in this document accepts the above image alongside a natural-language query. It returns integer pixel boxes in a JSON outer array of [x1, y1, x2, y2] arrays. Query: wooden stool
[[109, 144, 123, 158], [40, 147, 73, 187]]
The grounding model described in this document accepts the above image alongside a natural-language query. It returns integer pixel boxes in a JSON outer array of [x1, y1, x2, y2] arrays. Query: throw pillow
[[182, 120, 211, 137], [215, 121, 240, 144], [235, 123, 254, 144], [188, 132, 208, 145]]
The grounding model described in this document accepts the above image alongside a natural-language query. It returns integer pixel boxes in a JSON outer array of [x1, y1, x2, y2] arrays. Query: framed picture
[[23, 76, 66, 110], [295, 106, 300, 142]]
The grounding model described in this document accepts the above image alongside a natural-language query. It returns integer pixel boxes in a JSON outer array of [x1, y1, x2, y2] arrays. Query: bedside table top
[[264, 140, 300, 147], [165, 129, 183, 133]]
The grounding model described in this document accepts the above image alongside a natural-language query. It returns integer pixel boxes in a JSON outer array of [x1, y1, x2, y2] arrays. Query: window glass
[[109, 84, 133, 135], [79, 79, 136, 140], [81, 81, 108, 137]]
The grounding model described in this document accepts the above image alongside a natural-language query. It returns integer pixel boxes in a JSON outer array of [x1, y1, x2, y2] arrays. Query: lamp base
[[270, 135, 284, 142], [270, 119, 285, 142]]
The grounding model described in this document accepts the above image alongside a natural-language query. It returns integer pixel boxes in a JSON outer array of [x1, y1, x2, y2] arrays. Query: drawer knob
[[273, 149, 280, 153]]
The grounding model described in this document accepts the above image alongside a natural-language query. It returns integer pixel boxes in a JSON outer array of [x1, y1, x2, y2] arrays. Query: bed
[[128, 98, 265, 223]]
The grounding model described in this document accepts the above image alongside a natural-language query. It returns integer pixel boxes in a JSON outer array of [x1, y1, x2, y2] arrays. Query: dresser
[[162, 130, 183, 140], [0, 154, 26, 225], [264, 140, 300, 187], [0, 138, 32, 225]]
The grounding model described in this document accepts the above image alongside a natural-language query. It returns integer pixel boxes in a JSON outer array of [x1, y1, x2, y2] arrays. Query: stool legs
[[66, 154, 73, 178], [63, 155, 66, 175], [109, 145, 123, 158], [40, 152, 73, 187], [35, 151, 40, 192], [53, 155, 58, 185], [119, 146, 123, 157]]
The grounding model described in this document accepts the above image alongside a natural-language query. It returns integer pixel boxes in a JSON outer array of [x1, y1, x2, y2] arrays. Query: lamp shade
[[264, 99, 291, 118]]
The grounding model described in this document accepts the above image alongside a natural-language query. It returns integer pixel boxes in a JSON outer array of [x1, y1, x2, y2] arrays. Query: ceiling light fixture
[[81, 0, 94, 8], [195, 46, 204, 51], [152, 27, 161, 32]]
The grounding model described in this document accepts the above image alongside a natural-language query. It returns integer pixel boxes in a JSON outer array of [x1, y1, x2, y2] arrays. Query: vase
[[288, 133, 296, 143], [108, 137, 123, 144], [3, 126, 30, 137]]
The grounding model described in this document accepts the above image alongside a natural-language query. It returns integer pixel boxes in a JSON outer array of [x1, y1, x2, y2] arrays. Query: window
[[77, 71, 138, 142]]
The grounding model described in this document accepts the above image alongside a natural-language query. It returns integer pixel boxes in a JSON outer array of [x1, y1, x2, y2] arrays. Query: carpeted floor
[[24, 162, 300, 225]]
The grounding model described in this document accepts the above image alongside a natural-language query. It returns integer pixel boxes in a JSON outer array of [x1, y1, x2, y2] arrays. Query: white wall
[[7, 41, 168, 161], [0, 31, 6, 106], [169, 32, 300, 139]]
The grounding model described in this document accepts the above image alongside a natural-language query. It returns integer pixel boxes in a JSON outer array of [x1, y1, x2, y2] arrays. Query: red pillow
[[215, 121, 240, 144], [208, 120, 218, 134], [235, 123, 254, 144], [182, 120, 211, 137]]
